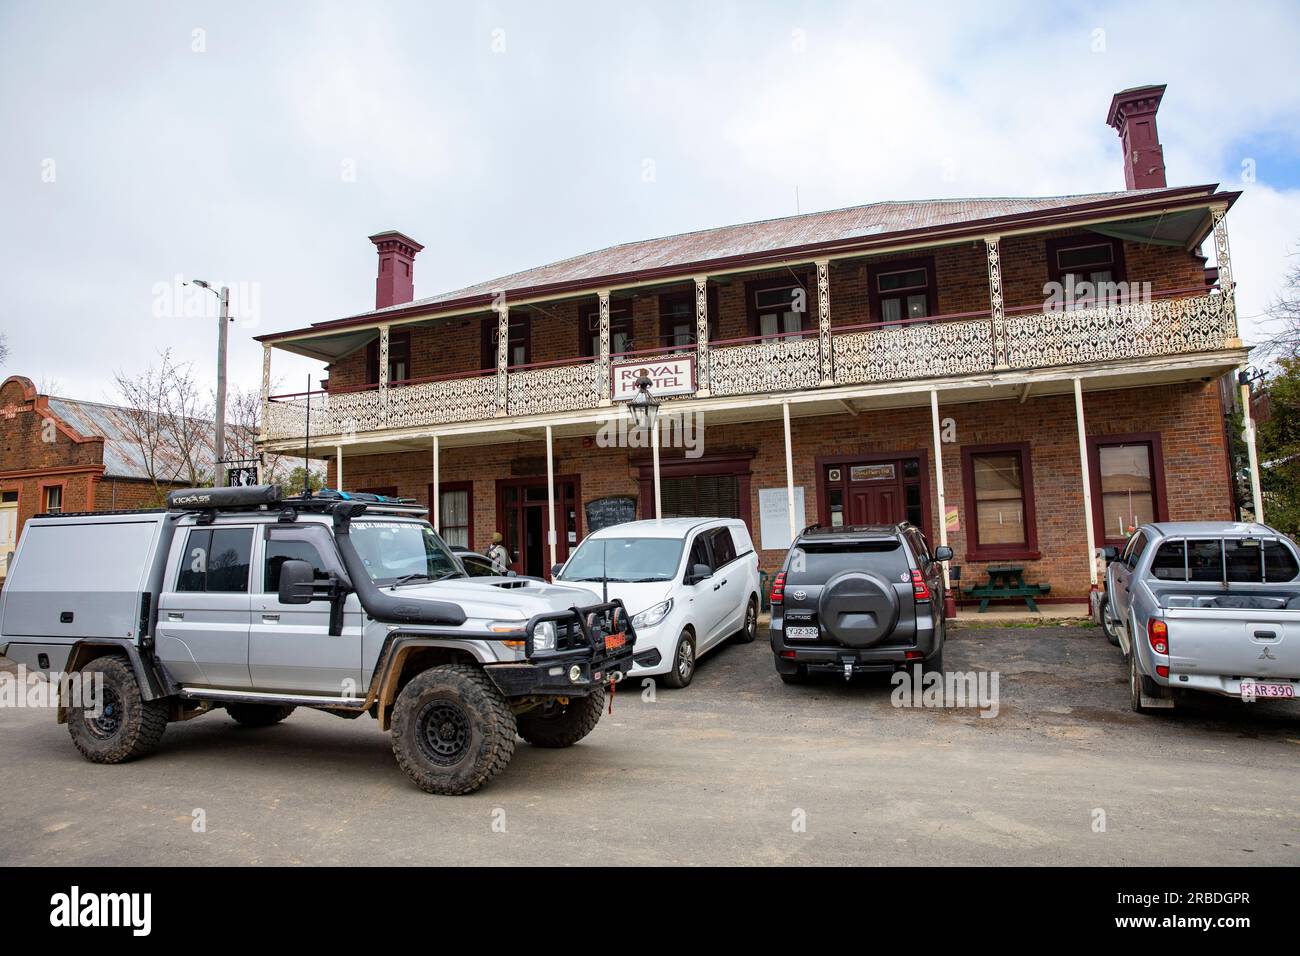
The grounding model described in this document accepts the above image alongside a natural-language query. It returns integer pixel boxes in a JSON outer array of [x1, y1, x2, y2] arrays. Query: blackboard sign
[[585, 496, 637, 533]]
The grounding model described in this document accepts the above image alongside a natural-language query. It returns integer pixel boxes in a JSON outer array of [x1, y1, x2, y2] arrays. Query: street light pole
[[215, 285, 229, 487], [188, 278, 231, 487]]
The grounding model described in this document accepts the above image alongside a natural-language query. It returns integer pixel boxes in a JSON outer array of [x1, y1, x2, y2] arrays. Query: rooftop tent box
[[166, 485, 283, 510]]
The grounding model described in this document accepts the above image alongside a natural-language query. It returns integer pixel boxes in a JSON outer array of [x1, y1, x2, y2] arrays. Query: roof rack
[[33, 508, 167, 519], [163, 484, 428, 519]]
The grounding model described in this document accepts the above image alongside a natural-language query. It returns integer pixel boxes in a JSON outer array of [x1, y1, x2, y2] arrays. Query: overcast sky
[[1, 0, 1297, 405]]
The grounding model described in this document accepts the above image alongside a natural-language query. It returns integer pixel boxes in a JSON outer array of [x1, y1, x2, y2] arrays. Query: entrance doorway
[[0, 490, 17, 578], [496, 477, 580, 578], [818, 454, 928, 531]]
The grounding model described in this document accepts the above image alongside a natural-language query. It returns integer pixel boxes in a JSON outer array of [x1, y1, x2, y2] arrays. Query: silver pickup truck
[[1101, 522, 1300, 713], [0, 485, 635, 794]]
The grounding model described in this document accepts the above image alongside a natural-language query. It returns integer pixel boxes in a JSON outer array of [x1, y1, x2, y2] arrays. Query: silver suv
[[0, 486, 636, 795]]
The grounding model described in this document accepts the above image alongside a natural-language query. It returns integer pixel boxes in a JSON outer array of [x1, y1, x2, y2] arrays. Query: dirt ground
[[0, 626, 1295, 866]]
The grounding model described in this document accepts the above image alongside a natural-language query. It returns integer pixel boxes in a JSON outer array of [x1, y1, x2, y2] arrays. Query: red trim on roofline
[[256, 186, 1237, 344]]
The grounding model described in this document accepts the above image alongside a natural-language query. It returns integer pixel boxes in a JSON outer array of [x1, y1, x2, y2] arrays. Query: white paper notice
[[759, 486, 806, 551]]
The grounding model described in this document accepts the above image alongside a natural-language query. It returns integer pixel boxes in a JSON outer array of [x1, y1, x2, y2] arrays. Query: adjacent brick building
[[0, 375, 225, 580], [255, 85, 1249, 605]]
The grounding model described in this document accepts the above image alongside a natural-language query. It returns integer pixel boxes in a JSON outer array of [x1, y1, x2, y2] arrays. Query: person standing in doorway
[[486, 532, 511, 574]]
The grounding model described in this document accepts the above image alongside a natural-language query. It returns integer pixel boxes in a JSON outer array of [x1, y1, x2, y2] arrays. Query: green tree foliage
[[1257, 356, 1300, 536], [277, 465, 324, 499]]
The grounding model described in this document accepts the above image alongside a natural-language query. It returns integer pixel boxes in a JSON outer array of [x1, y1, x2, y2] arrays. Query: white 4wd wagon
[[0, 486, 637, 795]]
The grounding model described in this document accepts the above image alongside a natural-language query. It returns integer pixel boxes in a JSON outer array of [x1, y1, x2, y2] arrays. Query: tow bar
[[843, 661, 853, 682]]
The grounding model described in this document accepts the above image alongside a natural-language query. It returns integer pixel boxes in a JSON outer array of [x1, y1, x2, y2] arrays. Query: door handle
[[167, 611, 184, 621], [262, 614, 280, 624]]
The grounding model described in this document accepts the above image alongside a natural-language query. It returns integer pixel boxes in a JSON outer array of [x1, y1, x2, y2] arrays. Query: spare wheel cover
[[817, 570, 900, 648]]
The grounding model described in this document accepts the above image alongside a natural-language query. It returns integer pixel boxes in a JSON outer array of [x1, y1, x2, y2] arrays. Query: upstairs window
[[658, 289, 719, 348], [877, 267, 930, 323], [578, 300, 634, 358], [481, 313, 531, 370], [868, 257, 936, 325], [1047, 236, 1127, 309], [748, 278, 811, 341], [366, 330, 411, 385]]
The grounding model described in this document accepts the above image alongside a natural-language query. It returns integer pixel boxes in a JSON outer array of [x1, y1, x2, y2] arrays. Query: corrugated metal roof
[[364, 187, 1184, 318], [45, 396, 221, 482], [44, 395, 316, 484]]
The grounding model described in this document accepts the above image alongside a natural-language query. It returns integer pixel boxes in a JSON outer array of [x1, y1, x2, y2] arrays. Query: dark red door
[[498, 478, 579, 577], [849, 484, 902, 524]]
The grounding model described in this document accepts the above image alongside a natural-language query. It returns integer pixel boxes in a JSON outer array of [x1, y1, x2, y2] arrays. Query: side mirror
[[689, 563, 712, 584], [277, 559, 316, 605], [1101, 546, 1119, 563], [551, 563, 564, 578], [933, 546, 954, 562]]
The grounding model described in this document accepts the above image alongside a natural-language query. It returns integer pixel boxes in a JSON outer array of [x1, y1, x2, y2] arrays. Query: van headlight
[[632, 599, 672, 630], [531, 621, 557, 653]]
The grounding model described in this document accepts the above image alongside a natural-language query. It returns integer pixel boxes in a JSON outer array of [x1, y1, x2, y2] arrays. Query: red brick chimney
[[1106, 85, 1168, 190], [369, 230, 424, 310]]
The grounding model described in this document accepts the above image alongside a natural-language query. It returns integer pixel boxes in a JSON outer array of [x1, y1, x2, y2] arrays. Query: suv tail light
[[1148, 619, 1168, 655], [911, 569, 930, 602], [770, 572, 786, 605]]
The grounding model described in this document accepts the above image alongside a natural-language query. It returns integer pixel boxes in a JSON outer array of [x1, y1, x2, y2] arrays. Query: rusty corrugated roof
[[45, 396, 220, 482], [365, 187, 1184, 317]]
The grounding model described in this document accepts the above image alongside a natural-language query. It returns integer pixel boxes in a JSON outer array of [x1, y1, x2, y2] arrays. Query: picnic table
[[962, 565, 1051, 612]]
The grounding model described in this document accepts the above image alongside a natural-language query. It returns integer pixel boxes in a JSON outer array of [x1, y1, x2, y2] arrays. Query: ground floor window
[[662, 474, 740, 519], [1088, 433, 1166, 547], [42, 485, 62, 514], [636, 453, 754, 528], [430, 481, 473, 549], [960, 442, 1039, 560]]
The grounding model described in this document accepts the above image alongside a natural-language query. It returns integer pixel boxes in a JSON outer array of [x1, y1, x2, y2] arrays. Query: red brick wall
[[1, 377, 107, 557], [0, 379, 193, 567], [331, 379, 1231, 598]]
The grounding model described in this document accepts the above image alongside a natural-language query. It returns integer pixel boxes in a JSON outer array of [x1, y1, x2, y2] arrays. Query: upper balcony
[[258, 187, 1244, 448]]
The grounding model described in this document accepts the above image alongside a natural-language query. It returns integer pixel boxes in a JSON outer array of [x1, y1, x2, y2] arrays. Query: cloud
[[0, 0, 1296, 403]]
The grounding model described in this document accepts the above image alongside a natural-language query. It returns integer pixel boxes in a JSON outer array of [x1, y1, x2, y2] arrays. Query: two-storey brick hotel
[[255, 85, 1250, 605]]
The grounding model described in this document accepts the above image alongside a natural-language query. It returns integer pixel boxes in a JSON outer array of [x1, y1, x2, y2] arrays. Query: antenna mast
[[302, 374, 312, 498]]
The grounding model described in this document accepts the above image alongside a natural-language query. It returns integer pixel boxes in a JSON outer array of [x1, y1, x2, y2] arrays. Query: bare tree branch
[[1258, 249, 1300, 360], [112, 349, 214, 499]]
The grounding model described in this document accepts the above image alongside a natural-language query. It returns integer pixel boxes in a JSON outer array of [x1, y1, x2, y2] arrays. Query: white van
[[553, 518, 761, 688]]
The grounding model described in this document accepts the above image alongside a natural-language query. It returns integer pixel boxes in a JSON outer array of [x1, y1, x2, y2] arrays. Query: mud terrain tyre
[[227, 704, 296, 727], [391, 664, 517, 795], [67, 656, 167, 764], [517, 687, 606, 748]]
